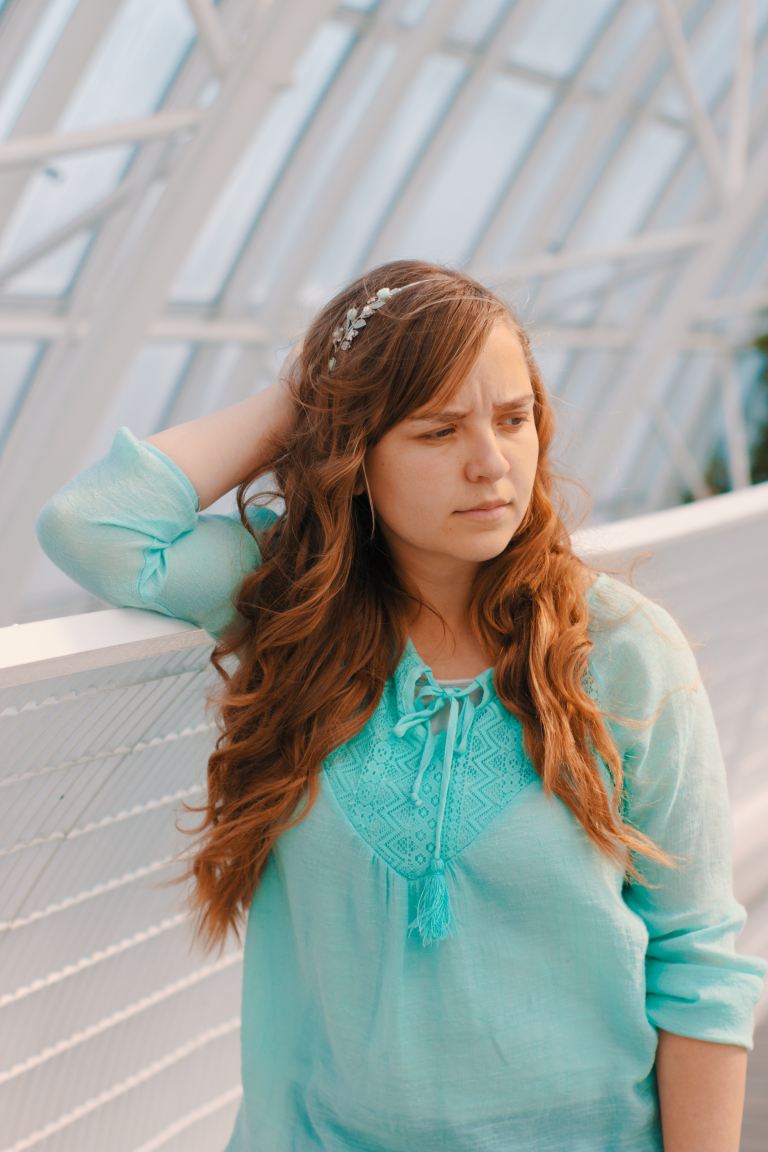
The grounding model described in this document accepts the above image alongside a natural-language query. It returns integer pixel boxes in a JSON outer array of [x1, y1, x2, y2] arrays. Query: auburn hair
[[161, 258, 687, 955]]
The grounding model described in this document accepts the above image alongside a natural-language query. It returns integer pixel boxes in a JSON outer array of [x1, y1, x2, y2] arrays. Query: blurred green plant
[[746, 330, 768, 485], [682, 329, 768, 502]]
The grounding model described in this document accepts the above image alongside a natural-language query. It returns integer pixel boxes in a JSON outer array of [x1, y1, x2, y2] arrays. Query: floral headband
[[327, 278, 438, 372]]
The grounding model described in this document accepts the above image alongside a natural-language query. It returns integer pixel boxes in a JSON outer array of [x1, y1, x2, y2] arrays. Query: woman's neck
[[407, 627, 495, 680]]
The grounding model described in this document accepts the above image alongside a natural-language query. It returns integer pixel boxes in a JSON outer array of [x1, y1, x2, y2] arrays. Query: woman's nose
[[464, 432, 511, 480]]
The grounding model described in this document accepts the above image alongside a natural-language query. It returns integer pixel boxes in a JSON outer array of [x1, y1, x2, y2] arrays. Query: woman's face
[[362, 320, 539, 586]]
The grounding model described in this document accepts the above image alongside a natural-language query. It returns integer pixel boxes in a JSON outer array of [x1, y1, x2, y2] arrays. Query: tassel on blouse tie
[[392, 663, 490, 947]]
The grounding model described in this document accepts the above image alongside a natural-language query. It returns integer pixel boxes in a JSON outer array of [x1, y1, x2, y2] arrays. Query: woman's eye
[[424, 416, 526, 441]]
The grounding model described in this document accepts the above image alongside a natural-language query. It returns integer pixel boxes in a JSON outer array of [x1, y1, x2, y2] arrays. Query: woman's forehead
[[413, 336, 531, 411]]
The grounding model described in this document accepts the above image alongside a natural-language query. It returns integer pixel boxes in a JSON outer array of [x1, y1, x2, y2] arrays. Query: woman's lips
[[454, 503, 510, 521]]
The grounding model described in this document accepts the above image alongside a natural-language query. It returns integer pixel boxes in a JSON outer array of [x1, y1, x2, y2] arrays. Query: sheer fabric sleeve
[[594, 585, 767, 1050], [35, 425, 280, 641]]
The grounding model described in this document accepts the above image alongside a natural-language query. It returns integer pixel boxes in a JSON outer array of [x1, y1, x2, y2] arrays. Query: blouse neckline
[[399, 571, 606, 698]]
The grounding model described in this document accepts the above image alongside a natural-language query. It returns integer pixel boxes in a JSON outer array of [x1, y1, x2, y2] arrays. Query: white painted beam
[[184, 0, 236, 77], [725, 0, 755, 196], [655, 0, 727, 200], [0, 108, 205, 170]]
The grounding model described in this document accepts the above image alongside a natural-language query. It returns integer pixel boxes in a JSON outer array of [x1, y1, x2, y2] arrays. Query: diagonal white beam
[[184, 0, 235, 77], [0, 0, 123, 222], [719, 349, 753, 489], [9, 226, 768, 342], [0, 0, 51, 93], [0, 308, 745, 355], [725, 0, 755, 195], [655, 0, 727, 199], [0, 314, 273, 342], [473, 226, 711, 281], [365, 0, 537, 266], [587, 126, 768, 512], [696, 287, 768, 319], [467, 1, 694, 510], [0, 0, 339, 626], [231, 0, 469, 359], [469, 0, 702, 275], [524, 3, 767, 517], [0, 312, 650, 350], [582, 28, 768, 513], [647, 391, 713, 501], [645, 368, 725, 510], [0, 0, 231, 306], [0, 175, 143, 286], [0, 0, 257, 625], [0, 108, 205, 170]]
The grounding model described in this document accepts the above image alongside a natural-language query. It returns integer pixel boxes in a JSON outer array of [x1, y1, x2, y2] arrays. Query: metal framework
[[0, 0, 766, 626]]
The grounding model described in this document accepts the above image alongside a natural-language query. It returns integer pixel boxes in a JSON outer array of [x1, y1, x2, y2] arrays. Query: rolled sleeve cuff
[[646, 949, 768, 1049]]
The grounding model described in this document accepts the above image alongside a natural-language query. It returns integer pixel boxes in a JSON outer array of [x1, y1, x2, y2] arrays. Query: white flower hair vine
[[327, 277, 441, 372], [328, 286, 403, 373]]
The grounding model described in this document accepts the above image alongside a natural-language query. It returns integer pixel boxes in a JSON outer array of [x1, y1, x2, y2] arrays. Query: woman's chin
[[448, 536, 516, 563]]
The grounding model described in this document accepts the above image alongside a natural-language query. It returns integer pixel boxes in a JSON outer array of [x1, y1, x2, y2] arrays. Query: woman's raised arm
[[35, 350, 302, 638], [144, 347, 300, 510]]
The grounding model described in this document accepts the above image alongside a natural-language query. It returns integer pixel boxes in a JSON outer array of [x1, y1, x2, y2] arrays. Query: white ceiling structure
[[0, 0, 767, 629]]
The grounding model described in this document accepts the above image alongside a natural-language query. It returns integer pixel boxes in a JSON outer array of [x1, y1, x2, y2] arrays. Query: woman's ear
[[353, 456, 369, 497]]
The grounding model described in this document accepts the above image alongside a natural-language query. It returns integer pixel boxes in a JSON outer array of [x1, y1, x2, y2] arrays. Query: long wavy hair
[[164, 258, 687, 955]]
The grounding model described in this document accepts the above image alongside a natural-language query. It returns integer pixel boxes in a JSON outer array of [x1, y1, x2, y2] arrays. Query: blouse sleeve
[[35, 425, 280, 641], [596, 587, 767, 1050]]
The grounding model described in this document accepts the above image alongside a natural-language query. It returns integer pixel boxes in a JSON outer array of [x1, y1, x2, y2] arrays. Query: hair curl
[[160, 258, 686, 955]]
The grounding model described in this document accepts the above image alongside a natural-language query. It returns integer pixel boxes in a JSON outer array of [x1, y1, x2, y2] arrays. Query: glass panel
[[487, 99, 593, 265], [85, 341, 192, 464], [249, 40, 397, 307], [533, 266, 615, 325], [708, 213, 768, 300], [648, 141, 708, 232], [654, 0, 768, 118], [58, 0, 195, 133], [597, 264, 670, 328], [398, 0, 434, 29], [172, 20, 356, 304], [447, 0, 510, 50], [753, 20, 768, 108], [656, 2, 739, 117], [388, 73, 554, 267], [570, 120, 687, 248], [0, 156, 131, 297], [602, 354, 714, 516], [528, 344, 571, 396], [505, 0, 618, 79], [0, 0, 196, 296], [0, 341, 42, 450], [305, 52, 466, 295], [0, 0, 79, 139], [588, 1, 656, 94]]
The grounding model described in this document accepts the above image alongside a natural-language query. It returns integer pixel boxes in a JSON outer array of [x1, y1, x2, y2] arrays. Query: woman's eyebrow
[[408, 393, 535, 421]]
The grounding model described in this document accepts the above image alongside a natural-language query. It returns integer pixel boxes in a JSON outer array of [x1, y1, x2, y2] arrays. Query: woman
[[36, 259, 766, 1151]]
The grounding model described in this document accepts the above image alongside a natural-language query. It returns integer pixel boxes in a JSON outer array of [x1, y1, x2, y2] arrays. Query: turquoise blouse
[[36, 427, 767, 1152]]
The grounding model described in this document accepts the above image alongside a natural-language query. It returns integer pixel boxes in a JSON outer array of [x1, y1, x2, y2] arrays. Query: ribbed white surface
[[0, 642, 244, 1151]]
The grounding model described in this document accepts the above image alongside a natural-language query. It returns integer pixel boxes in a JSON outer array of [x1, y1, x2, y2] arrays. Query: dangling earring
[[361, 460, 376, 541]]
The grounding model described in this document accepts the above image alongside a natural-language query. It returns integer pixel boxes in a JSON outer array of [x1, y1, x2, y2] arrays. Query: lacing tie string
[[392, 664, 490, 947]]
